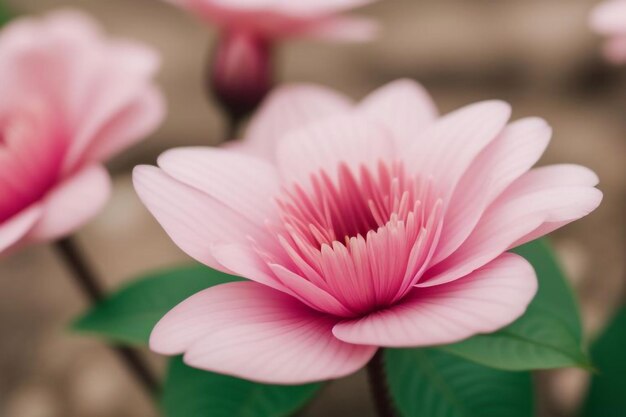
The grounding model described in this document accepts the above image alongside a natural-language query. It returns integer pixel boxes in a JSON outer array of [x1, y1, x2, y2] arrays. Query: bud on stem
[[208, 30, 274, 137]]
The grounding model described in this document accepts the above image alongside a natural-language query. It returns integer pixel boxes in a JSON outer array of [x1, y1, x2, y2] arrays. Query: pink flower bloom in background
[[166, 0, 379, 118], [164, 0, 379, 42], [590, 0, 626, 64], [134, 79, 602, 384], [0, 10, 165, 255]]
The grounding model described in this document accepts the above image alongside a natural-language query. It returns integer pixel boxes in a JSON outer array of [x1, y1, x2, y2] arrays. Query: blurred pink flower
[[164, 0, 378, 42], [590, 0, 626, 64], [134, 80, 602, 384], [168, 0, 378, 117], [0, 11, 165, 255]]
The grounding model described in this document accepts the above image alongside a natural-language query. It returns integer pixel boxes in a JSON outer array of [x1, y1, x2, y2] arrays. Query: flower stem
[[55, 236, 160, 397], [224, 110, 244, 142], [366, 350, 397, 417]]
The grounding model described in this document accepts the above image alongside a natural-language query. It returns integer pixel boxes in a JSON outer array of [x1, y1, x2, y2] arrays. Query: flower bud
[[208, 30, 274, 125]]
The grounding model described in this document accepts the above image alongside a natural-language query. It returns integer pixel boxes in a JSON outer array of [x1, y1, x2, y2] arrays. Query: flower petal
[[63, 40, 160, 170], [268, 262, 356, 317], [0, 205, 42, 254], [0, 100, 65, 223], [505, 164, 602, 247], [0, 10, 102, 111], [150, 281, 376, 384], [403, 100, 511, 198], [270, 0, 377, 17], [157, 147, 280, 222], [27, 164, 111, 243], [333, 253, 537, 347], [83, 86, 165, 163], [276, 113, 394, 185], [133, 165, 261, 271], [211, 243, 296, 294], [432, 117, 551, 264], [505, 163, 599, 190], [358, 79, 438, 149], [205, 0, 375, 17], [0, 10, 161, 172], [241, 84, 352, 159], [210, 243, 354, 317], [422, 164, 602, 287]]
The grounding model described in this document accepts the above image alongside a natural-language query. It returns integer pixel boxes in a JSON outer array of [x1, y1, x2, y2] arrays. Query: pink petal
[[16, 9, 102, 41], [506, 164, 599, 189], [590, 0, 626, 35], [176, 0, 376, 29], [0, 10, 161, 171], [157, 147, 280, 222], [333, 253, 537, 347], [403, 100, 511, 199], [26, 164, 111, 243], [132, 165, 262, 271], [208, 0, 375, 17], [276, 113, 394, 185], [240, 84, 352, 159], [0, 205, 42, 254], [268, 262, 356, 316], [64, 40, 160, 170], [358, 79, 438, 149], [272, 0, 376, 16], [0, 11, 101, 102], [83, 86, 165, 163], [0, 100, 65, 223], [432, 117, 551, 265], [165, 1, 300, 38], [211, 243, 354, 317], [150, 281, 376, 384], [505, 164, 602, 247], [211, 243, 295, 294], [422, 164, 602, 287]]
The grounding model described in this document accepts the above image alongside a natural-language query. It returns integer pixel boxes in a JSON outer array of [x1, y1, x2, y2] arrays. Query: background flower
[[590, 0, 626, 64], [134, 80, 602, 384], [0, 10, 165, 255], [164, 0, 379, 41], [166, 0, 379, 125]]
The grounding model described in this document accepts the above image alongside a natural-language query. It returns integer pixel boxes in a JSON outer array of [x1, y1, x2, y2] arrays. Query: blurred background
[[0, 0, 624, 416]]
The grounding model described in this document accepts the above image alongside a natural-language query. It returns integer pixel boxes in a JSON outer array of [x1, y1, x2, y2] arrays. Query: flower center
[[0, 101, 67, 223], [277, 161, 433, 248], [262, 161, 443, 316]]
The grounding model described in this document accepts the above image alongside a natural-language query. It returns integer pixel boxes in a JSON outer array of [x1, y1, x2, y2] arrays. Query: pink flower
[[167, 0, 378, 118], [164, 0, 378, 42], [134, 80, 602, 384], [590, 0, 626, 64], [0, 10, 165, 255]]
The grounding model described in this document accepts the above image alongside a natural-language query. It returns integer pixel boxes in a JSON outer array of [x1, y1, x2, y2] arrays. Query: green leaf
[[0, 1, 12, 26], [581, 306, 626, 417], [73, 264, 240, 345], [385, 348, 534, 417], [162, 357, 322, 417], [440, 239, 589, 371]]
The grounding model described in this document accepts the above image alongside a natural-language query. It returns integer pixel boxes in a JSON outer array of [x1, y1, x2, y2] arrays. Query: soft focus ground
[[1, 0, 625, 416]]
